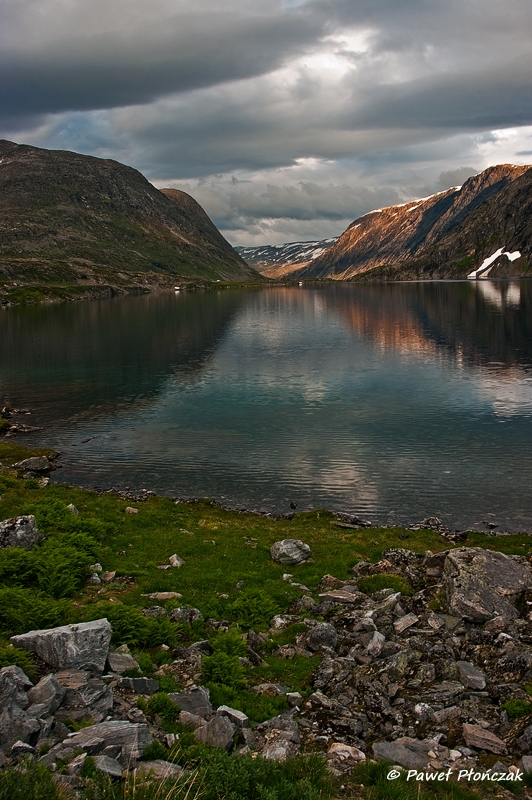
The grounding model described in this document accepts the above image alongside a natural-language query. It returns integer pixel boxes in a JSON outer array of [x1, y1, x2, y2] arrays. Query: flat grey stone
[[393, 613, 419, 634], [0, 703, 41, 752], [118, 677, 159, 695], [13, 457, 51, 473], [135, 760, 184, 780], [520, 755, 532, 773], [270, 539, 311, 565], [372, 737, 448, 770], [11, 619, 112, 673], [457, 661, 487, 690], [0, 515, 42, 550], [305, 622, 337, 651]]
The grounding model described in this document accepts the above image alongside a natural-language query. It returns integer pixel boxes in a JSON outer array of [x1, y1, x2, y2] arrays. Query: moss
[[357, 573, 413, 596], [501, 699, 532, 719]]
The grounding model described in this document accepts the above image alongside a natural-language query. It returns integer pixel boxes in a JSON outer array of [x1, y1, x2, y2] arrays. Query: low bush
[[0, 586, 70, 636], [202, 652, 245, 689], [0, 641, 38, 679], [228, 589, 280, 629], [501, 698, 532, 719], [210, 627, 247, 657]]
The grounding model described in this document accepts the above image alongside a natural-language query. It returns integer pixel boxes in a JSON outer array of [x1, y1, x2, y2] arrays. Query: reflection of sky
[[11, 283, 532, 530]]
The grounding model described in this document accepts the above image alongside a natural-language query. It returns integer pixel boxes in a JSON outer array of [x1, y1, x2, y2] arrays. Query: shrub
[[145, 692, 181, 726], [207, 683, 288, 724], [202, 652, 245, 689], [141, 740, 170, 761], [502, 699, 532, 719], [228, 590, 280, 629], [0, 547, 38, 587], [0, 642, 38, 680], [0, 586, 69, 636], [210, 627, 247, 657], [35, 544, 93, 598]]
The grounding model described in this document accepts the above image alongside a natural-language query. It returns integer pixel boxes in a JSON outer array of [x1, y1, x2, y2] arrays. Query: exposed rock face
[[444, 548, 532, 621], [0, 515, 42, 550], [11, 619, 112, 673], [66, 720, 153, 766], [270, 539, 312, 565], [194, 715, 236, 750], [168, 687, 213, 718], [298, 164, 532, 281], [235, 238, 338, 278]]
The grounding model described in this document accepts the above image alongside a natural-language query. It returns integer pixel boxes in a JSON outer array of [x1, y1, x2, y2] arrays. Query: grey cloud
[[437, 167, 478, 190], [0, 4, 322, 121]]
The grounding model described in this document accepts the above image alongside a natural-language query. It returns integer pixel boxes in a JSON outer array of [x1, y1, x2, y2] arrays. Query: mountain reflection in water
[[1, 281, 531, 531]]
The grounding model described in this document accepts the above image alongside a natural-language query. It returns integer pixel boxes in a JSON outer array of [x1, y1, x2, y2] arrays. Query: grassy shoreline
[[2, 439, 532, 799]]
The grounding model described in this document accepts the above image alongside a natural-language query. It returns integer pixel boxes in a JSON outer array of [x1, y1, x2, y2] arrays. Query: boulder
[[14, 456, 51, 473], [457, 661, 487, 690], [304, 622, 337, 652], [118, 677, 159, 695], [11, 619, 112, 673], [134, 760, 185, 780], [217, 705, 249, 729], [168, 686, 213, 718], [0, 665, 33, 709], [194, 715, 236, 750], [444, 548, 532, 621], [106, 651, 140, 675], [66, 720, 153, 766], [0, 703, 41, 752], [462, 724, 508, 754], [27, 674, 66, 716], [170, 607, 204, 625], [270, 539, 311, 565], [0, 515, 42, 550], [373, 737, 448, 770], [54, 670, 113, 723], [327, 742, 366, 765], [93, 755, 123, 778]]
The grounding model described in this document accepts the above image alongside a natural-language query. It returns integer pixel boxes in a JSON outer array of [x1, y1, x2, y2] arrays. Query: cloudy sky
[[2, 0, 532, 245]]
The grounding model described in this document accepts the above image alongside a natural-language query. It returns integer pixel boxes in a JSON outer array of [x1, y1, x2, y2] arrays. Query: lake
[[1, 280, 532, 532]]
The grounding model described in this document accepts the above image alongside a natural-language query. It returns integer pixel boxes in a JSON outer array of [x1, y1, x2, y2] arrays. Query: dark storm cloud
[[0, 2, 322, 122]]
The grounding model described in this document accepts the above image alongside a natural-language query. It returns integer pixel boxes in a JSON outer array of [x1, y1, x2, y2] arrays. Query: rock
[[10, 740, 35, 757], [318, 589, 364, 604], [125, 507, 139, 514], [179, 711, 207, 729], [251, 683, 287, 696], [66, 504, 79, 515], [27, 674, 66, 715], [0, 515, 42, 550], [393, 613, 419, 634], [143, 592, 182, 601], [457, 661, 487, 690], [169, 554, 185, 568], [67, 753, 88, 775], [257, 715, 300, 745], [217, 705, 249, 729], [14, 456, 51, 473], [141, 606, 168, 618], [373, 738, 448, 770], [327, 742, 366, 764], [134, 760, 184, 780], [106, 651, 140, 674], [118, 677, 159, 695], [170, 607, 204, 625], [462, 724, 508, 754], [54, 670, 113, 724], [444, 548, 532, 622], [11, 619, 112, 673], [93, 755, 123, 778], [168, 687, 213, 718], [261, 737, 298, 761], [366, 631, 385, 657], [66, 720, 153, 765], [286, 692, 303, 707], [194, 715, 236, 750], [100, 572, 116, 584], [270, 539, 312, 565], [520, 755, 532, 773], [0, 703, 41, 752], [305, 623, 337, 652], [0, 665, 33, 708]]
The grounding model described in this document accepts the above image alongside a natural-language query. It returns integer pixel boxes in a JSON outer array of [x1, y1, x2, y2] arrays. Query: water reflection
[[0, 281, 531, 530]]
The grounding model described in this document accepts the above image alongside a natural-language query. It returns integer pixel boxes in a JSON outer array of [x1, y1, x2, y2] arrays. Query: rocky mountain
[[235, 237, 338, 278], [0, 140, 258, 302], [298, 164, 532, 281]]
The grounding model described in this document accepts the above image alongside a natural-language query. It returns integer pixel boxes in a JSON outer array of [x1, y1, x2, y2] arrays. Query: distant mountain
[[235, 237, 338, 278], [0, 140, 259, 302], [299, 164, 532, 281]]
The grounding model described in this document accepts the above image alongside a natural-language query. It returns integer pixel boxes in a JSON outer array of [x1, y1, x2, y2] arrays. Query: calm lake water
[[1, 281, 532, 531]]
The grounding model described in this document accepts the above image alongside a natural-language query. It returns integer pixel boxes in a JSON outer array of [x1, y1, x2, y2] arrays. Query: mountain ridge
[[0, 140, 259, 303], [299, 164, 532, 280]]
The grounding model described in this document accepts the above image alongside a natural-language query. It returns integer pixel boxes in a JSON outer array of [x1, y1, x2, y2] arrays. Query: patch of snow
[[467, 248, 521, 279]]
